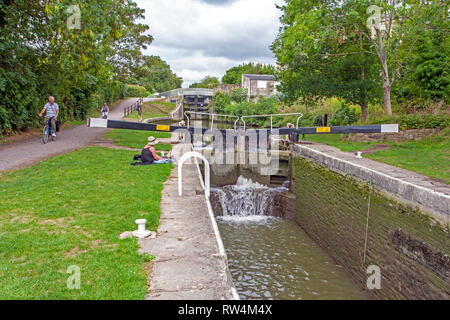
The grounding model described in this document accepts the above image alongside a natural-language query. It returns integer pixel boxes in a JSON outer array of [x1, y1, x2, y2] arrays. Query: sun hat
[[148, 136, 159, 145]]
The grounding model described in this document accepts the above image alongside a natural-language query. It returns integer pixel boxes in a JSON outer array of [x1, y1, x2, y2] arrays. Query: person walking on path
[[136, 102, 143, 122], [39, 96, 59, 138], [101, 102, 109, 119]]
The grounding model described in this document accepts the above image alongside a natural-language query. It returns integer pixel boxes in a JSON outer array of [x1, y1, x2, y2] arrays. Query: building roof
[[242, 74, 275, 81]]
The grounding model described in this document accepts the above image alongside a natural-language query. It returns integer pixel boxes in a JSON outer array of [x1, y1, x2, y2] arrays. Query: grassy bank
[[367, 129, 450, 184], [104, 129, 173, 152], [305, 128, 450, 184], [0, 147, 172, 299], [124, 101, 175, 121], [305, 134, 377, 152]]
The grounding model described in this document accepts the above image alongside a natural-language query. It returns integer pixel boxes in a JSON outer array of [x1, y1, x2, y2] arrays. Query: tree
[[272, 0, 446, 116], [272, 0, 380, 120], [394, 3, 449, 103], [0, 0, 153, 133], [221, 63, 276, 84], [134, 56, 182, 93], [360, 1, 443, 115], [190, 76, 220, 89]]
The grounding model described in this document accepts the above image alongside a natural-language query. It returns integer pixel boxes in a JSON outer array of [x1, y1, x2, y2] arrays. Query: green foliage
[[371, 114, 450, 131], [313, 115, 324, 127], [211, 90, 283, 127], [141, 253, 155, 262], [0, 0, 153, 134], [124, 84, 150, 98], [134, 56, 182, 93], [271, 0, 382, 118], [190, 76, 220, 89], [272, 0, 448, 117], [329, 104, 357, 126], [395, 23, 450, 102], [210, 92, 231, 114], [210, 88, 248, 113], [230, 87, 248, 103], [221, 63, 276, 84]]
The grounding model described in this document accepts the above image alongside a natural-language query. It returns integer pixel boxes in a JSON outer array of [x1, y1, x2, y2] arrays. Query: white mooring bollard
[[133, 219, 151, 238], [356, 152, 363, 159]]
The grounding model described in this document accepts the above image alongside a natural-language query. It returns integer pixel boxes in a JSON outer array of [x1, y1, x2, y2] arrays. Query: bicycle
[[42, 117, 56, 144]]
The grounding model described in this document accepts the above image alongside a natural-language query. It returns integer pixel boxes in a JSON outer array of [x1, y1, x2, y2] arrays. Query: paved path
[[142, 142, 237, 300], [0, 98, 140, 172]]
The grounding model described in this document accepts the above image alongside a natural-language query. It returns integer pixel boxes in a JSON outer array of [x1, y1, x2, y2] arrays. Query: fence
[[124, 99, 141, 117]]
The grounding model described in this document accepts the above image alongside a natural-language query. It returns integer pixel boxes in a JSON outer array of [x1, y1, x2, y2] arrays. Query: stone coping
[[291, 143, 450, 225]]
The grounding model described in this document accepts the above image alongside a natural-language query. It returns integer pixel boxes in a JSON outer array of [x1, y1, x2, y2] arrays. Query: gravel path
[[0, 98, 140, 172]]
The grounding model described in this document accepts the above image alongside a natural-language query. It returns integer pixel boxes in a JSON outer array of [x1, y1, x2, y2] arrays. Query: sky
[[134, 0, 282, 87]]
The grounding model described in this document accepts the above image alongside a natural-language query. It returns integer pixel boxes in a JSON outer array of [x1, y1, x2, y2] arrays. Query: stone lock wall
[[291, 156, 449, 300], [347, 128, 442, 143]]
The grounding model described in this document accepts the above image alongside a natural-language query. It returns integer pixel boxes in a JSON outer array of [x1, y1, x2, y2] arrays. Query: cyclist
[[38, 96, 59, 138], [101, 102, 109, 119]]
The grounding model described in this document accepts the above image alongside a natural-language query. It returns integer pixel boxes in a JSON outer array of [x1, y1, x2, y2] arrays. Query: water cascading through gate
[[211, 176, 288, 218]]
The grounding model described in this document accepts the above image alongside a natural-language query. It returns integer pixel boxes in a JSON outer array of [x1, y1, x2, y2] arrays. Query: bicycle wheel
[[43, 126, 49, 144]]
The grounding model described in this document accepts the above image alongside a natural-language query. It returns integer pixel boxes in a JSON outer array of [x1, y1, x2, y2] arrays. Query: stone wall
[[347, 128, 442, 143], [291, 156, 449, 299], [214, 84, 241, 95]]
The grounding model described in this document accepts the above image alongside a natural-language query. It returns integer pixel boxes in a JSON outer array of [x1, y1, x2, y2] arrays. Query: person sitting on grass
[[142, 136, 172, 164]]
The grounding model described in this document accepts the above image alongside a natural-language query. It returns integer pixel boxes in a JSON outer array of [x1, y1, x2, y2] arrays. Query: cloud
[[195, 0, 239, 5], [135, 0, 282, 87]]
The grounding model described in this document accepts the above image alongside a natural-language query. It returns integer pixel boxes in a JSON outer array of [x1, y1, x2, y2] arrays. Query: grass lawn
[[0, 147, 172, 299], [304, 134, 378, 152], [104, 129, 172, 152], [367, 128, 450, 184], [304, 128, 450, 184], [125, 101, 175, 121]]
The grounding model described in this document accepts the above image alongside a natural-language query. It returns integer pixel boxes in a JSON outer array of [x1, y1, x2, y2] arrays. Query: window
[[257, 80, 266, 89]]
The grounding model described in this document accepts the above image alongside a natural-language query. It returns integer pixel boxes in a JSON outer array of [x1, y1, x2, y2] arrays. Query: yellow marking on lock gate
[[156, 125, 171, 132], [316, 127, 331, 133]]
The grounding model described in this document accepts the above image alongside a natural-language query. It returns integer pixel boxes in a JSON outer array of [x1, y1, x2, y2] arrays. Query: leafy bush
[[313, 114, 324, 126], [398, 114, 449, 130], [210, 92, 231, 114], [230, 87, 248, 103], [124, 85, 150, 98], [329, 103, 357, 126], [369, 114, 449, 130]]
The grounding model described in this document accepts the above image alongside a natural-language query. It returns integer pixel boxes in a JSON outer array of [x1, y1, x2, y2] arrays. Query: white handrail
[[184, 111, 304, 132], [241, 113, 304, 131], [184, 111, 240, 131], [178, 151, 210, 198]]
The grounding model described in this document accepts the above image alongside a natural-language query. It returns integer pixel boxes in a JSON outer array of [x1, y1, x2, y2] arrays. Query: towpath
[[0, 98, 141, 172], [141, 142, 238, 300]]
